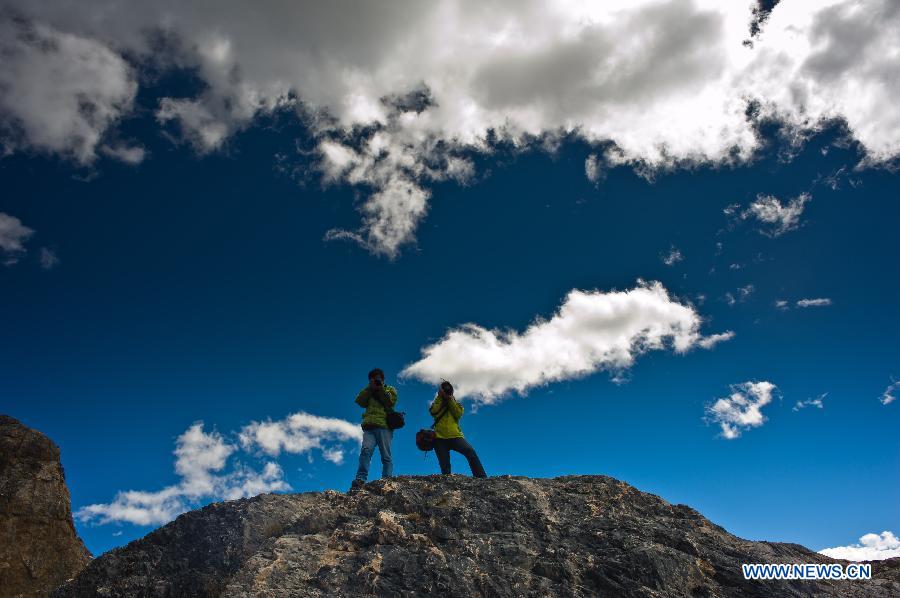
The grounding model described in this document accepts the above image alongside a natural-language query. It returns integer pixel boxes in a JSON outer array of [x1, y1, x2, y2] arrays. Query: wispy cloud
[[39, 247, 60, 270], [0, 212, 35, 266], [819, 531, 900, 562], [724, 284, 754, 307], [793, 393, 826, 411], [661, 245, 683, 266], [796, 298, 832, 308], [403, 281, 732, 403], [697, 331, 736, 350], [880, 380, 899, 406], [584, 154, 603, 184], [77, 412, 360, 526], [742, 193, 811, 237], [706, 381, 778, 439]]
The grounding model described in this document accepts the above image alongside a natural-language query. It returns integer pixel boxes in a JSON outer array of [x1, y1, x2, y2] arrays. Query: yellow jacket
[[429, 394, 464, 439]]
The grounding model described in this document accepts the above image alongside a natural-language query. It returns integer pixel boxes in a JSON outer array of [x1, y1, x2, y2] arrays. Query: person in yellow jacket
[[351, 368, 397, 491], [428, 381, 486, 478]]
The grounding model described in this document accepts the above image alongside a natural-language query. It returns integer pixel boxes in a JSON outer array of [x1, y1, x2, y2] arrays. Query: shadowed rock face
[[1, 415, 91, 597], [55, 475, 898, 597]]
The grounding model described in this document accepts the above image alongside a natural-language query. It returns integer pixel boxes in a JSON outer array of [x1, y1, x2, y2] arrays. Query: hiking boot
[[349, 479, 365, 492]]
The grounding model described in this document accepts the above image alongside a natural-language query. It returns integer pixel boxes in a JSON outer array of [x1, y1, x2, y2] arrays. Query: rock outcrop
[[0, 415, 91, 597], [55, 474, 898, 597]]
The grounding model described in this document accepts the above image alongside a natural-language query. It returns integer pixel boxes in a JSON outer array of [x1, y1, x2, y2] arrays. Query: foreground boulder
[[55, 475, 898, 597], [0, 415, 91, 597]]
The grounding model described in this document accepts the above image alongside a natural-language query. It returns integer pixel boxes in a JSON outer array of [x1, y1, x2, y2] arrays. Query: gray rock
[[55, 475, 899, 597], [1, 415, 91, 597]]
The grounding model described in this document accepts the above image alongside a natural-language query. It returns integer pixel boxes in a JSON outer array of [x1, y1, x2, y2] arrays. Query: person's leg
[[433, 438, 452, 474], [355, 430, 376, 481], [374, 427, 393, 478], [449, 437, 487, 478]]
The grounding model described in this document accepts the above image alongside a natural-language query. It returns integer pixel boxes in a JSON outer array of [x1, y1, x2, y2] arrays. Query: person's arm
[[355, 388, 370, 408], [448, 397, 464, 421], [384, 385, 398, 408], [428, 395, 443, 415]]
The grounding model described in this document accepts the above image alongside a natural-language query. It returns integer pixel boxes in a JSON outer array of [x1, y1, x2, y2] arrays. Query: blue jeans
[[355, 427, 393, 481], [434, 437, 486, 478]]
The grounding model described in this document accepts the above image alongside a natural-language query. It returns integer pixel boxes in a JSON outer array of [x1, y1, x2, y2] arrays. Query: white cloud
[[173, 422, 236, 497], [880, 380, 899, 406], [402, 280, 732, 403], [101, 143, 145, 165], [725, 284, 754, 306], [0, 212, 34, 265], [774, 299, 789, 310], [39, 247, 60, 270], [706, 381, 777, 439], [5, 1, 900, 254], [793, 393, 826, 411], [584, 153, 602, 184], [796, 297, 832, 308], [661, 245, 684, 266], [0, 19, 136, 164], [239, 411, 362, 458], [820, 531, 900, 562], [77, 412, 359, 526], [697, 330, 735, 349], [743, 193, 811, 237]]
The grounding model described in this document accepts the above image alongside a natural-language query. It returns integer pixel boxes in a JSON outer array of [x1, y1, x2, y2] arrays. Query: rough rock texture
[[1, 415, 91, 597], [56, 475, 898, 597]]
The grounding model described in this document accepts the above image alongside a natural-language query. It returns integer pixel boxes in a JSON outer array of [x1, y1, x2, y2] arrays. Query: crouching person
[[351, 368, 397, 491], [429, 381, 486, 478]]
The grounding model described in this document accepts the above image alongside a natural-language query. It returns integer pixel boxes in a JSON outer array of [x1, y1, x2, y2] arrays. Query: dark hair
[[368, 368, 385, 380], [440, 381, 454, 395]]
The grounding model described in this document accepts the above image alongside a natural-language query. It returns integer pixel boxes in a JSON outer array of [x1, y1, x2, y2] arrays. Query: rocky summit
[[55, 474, 898, 597], [0, 415, 91, 597]]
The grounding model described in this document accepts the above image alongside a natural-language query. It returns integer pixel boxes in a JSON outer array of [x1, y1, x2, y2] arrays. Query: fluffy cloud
[[743, 193, 811, 237], [0, 19, 136, 164], [77, 413, 358, 526], [239, 411, 362, 458], [706, 381, 777, 439], [793, 393, 826, 411], [4, 1, 900, 254], [796, 297, 832, 308], [880, 380, 899, 406], [402, 281, 732, 403], [0, 212, 34, 265], [819, 531, 900, 562]]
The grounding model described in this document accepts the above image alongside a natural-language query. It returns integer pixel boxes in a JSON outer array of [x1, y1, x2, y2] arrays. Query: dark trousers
[[434, 437, 486, 478]]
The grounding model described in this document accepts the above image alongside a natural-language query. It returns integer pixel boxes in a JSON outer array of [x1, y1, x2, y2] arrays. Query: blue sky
[[1, 0, 898, 560]]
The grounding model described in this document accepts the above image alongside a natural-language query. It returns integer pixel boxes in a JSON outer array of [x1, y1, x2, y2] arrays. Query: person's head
[[368, 368, 385, 386], [440, 380, 454, 396]]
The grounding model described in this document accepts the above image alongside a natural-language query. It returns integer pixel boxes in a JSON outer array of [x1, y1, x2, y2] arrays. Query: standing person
[[429, 381, 486, 478], [351, 368, 397, 491]]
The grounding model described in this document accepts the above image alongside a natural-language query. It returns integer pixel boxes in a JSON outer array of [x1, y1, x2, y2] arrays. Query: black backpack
[[372, 390, 405, 430], [416, 401, 449, 451]]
